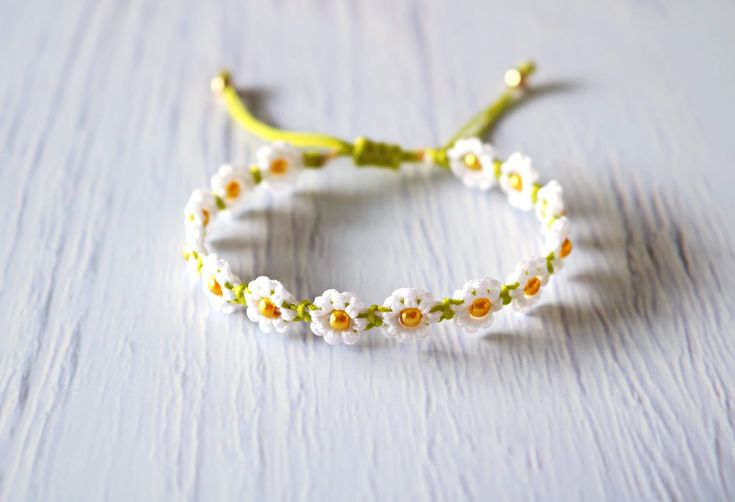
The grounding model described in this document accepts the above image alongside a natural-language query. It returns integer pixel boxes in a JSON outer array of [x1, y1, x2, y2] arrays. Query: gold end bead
[[504, 60, 535, 89], [211, 70, 232, 95], [504, 68, 524, 88]]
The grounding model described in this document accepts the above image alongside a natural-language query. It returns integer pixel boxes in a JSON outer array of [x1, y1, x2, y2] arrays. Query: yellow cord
[[216, 73, 352, 153], [211, 60, 536, 169]]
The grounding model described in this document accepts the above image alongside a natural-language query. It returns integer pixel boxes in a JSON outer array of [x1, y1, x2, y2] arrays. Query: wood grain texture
[[1, 0, 734, 500]]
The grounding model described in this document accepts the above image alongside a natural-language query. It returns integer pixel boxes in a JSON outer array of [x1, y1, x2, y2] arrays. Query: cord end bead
[[504, 60, 535, 89], [211, 70, 233, 95]]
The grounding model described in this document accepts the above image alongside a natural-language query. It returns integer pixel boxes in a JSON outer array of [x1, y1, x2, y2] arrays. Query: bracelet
[[182, 61, 572, 345]]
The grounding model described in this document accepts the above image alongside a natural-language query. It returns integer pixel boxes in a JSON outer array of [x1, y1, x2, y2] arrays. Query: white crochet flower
[[499, 153, 539, 210], [542, 213, 570, 238], [244, 276, 297, 333], [543, 216, 572, 273], [382, 288, 440, 342], [184, 221, 206, 251], [506, 257, 550, 313], [211, 164, 251, 213], [447, 138, 497, 190], [535, 179, 564, 221], [200, 253, 241, 314], [310, 289, 368, 345], [452, 278, 503, 332], [181, 241, 205, 281], [185, 189, 217, 230], [257, 141, 303, 187]]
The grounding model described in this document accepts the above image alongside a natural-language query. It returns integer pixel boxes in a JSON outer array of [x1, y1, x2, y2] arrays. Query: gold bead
[[181, 245, 191, 261], [468, 297, 492, 318], [508, 173, 523, 191], [524, 276, 541, 296], [208, 276, 223, 296], [329, 310, 351, 331], [464, 153, 482, 171], [225, 180, 241, 199], [399, 307, 423, 328], [504, 68, 524, 88], [560, 238, 572, 258], [210, 70, 232, 95], [202, 208, 210, 227], [269, 158, 289, 175], [258, 297, 280, 319]]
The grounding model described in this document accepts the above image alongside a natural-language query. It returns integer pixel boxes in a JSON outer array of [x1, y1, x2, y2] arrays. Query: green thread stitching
[[430, 297, 465, 321], [358, 305, 391, 330], [493, 159, 502, 178], [232, 284, 248, 304], [287, 300, 318, 322], [250, 165, 263, 184], [531, 183, 540, 204], [499, 282, 520, 305], [214, 195, 226, 210]]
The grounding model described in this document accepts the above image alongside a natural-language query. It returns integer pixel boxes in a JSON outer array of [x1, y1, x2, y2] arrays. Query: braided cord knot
[[352, 137, 420, 169]]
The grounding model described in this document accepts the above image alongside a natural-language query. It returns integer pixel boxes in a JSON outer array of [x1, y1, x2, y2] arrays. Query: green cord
[[443, 61, 536, 150], [212, 60, 536, 169]]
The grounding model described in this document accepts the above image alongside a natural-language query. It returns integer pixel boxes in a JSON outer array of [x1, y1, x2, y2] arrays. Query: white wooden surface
[[1, 0, 734, 500]]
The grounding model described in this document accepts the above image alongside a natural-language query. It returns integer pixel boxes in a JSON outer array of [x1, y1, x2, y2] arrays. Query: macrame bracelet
[[183, 61, 573, 345]]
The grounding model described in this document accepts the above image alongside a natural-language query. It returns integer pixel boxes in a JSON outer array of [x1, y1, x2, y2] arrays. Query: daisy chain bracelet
[[182, 61, 572, 345]]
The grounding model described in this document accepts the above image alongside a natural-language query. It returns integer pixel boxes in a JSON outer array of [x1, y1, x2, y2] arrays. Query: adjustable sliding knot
[[352, 137, 411, 170]]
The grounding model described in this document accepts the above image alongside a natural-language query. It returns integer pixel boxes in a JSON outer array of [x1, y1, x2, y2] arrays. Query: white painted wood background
[[1, 0, 734, 500]]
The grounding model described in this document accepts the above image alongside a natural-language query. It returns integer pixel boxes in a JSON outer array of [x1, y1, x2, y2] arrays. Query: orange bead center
[[201, 208, 210, 226], [524, 277, 541, 296], [509, 173, 523, 191], [464, 153, 482, 171], [225, 180, 241, 199], [560, 238, 572, 258], [258, 297, 281, 319], [208, 276, 223, 296], [329, 310, 351, 331], [399, 307, 423, 328], [468, 297, 492, 318], [269, 158, 289, 175]]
